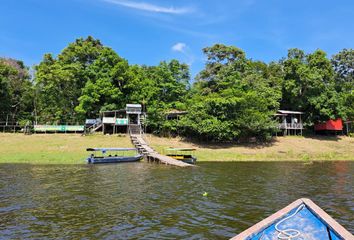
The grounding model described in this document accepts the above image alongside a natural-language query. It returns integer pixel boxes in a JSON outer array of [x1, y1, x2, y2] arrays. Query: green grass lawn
[[0, 133, 133, 164], [0, 133, 353, 164]]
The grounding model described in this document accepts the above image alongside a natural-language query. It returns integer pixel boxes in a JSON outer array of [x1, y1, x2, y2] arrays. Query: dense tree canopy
[[177, 45, 282, 141], [280, 49, 344, 124], [35, 37, 104, 123], [75, 47, 130, 118], [1, 36, 353, 140], [332, 49, 354, 119], [34, 36, 190, 127], [126, 60, 190, 132], [0, 58, 33, 123]]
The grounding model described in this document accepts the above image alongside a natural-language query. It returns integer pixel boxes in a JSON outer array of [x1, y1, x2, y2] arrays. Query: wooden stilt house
[[276, 110, 304, 136], [101, 104, 145, 135]]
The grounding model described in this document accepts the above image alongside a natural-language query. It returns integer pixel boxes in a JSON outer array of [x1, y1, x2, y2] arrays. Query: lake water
[[0, 162, 353, 239]]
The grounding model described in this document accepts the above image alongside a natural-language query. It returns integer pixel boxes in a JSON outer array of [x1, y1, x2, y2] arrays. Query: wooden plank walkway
[[130, 134, 193, 167]]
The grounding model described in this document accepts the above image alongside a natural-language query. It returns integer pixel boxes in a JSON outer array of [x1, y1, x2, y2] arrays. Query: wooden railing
[[278, 123, 303, 129], [0, 121, 23, 133], [84, 122, 102, 134]]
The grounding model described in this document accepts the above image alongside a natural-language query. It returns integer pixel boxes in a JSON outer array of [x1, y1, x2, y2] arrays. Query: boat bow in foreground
[[231, 198, 353, 240]]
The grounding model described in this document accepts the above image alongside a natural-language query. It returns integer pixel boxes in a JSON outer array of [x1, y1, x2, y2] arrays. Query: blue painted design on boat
[[231, 198, 353, 240], [248, 205, 341, 240], [86, 148, 142, 164]]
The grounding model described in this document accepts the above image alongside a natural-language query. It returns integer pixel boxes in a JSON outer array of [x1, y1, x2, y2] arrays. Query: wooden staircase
[[84, 122, 102, 135]]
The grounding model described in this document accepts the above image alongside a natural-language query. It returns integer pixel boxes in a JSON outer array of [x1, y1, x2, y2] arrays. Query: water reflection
[[0, 162, 353, 239]]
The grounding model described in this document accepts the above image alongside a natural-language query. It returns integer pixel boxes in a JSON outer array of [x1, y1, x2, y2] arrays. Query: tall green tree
[[35, 36, 104, 123], [280, 49, 344, 124], [332, 49, 354, 120], [0, 58, 33, 123], [75, 48, 130, 117], [179, 44, 282, 141], [124, 60, 191, 133]]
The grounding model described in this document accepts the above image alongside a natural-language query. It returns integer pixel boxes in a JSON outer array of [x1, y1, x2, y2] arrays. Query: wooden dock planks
[[147, 152, 193, 167], [130, 134, 193, 167]]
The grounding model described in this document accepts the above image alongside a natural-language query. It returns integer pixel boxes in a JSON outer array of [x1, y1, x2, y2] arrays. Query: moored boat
[[86, 148, 142, 164], [231, 198, 353, 240], [165, 148, 197, 164]]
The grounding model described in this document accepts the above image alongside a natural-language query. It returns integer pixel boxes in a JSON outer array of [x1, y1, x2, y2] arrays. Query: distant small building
[[314, 119, 343, 134], [101, 109, 128, 134], [165, 110, 188, 120], [276, 110, 304, 136], [100, 104, 145, 134]]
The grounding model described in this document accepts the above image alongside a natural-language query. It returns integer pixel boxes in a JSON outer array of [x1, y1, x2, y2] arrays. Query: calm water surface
[[0, 162, 353, 239]]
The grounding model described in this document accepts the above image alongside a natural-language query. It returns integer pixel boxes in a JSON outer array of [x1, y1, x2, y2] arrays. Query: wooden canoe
[[231, 198, 353, 240]]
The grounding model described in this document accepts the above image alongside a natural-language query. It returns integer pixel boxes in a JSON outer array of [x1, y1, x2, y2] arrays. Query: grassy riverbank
[[0, 133, 353, 164], [148, 135, 354, 161], [0, 133, 133, 164]]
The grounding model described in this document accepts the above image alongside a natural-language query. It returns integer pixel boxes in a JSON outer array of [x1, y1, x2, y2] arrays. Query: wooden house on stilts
[[276, 110, 304, 136], [98, 104, 145, 135]]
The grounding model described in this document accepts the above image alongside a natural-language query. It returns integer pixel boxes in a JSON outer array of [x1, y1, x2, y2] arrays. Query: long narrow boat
[[86, 148, 142, 164], [165, 148, 197, 164], [231, 198, 353, 240]]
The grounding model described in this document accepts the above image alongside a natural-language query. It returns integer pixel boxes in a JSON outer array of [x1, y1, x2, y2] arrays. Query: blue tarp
[[248, 205, 341, 240]]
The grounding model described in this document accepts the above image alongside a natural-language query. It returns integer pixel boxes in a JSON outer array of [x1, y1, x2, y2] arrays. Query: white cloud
[[171, 42, 195, 66], [103, 0, 193, 14], [172, 42, 187, 52]]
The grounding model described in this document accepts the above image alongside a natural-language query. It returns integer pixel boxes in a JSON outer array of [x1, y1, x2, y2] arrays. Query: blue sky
[[1, 0, 353, 77]]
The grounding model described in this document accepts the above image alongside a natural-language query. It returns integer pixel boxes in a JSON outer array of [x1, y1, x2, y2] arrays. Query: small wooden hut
[[276, 110, 304, 136], [165, 110, 188, 120], [101, 109, 128, 134], [101, 104, 145, 134]]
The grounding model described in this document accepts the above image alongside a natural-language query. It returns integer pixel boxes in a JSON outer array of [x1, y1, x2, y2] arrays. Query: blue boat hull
[[87, 155, 142, 164]]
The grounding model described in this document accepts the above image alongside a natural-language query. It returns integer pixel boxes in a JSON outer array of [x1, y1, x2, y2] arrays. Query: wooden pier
[[130, 134, 194, 167]]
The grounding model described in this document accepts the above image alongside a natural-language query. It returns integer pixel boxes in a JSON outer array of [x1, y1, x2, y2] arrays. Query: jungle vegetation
[[0, 36, 353, 141]]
